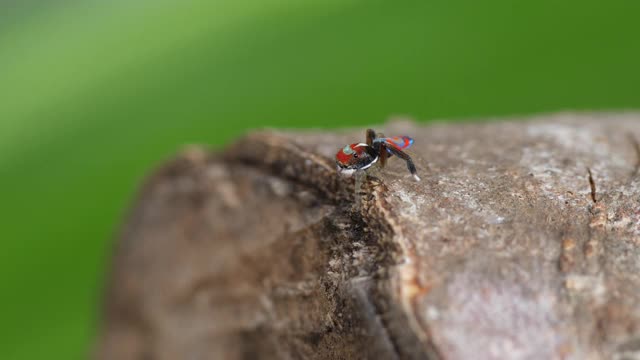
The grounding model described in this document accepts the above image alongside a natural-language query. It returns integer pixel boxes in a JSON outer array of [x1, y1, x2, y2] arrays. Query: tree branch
[[97, 113, 640, 360]]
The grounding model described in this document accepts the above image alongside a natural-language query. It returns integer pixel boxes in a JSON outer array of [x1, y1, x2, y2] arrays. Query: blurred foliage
[[0, 0, 638, 358]]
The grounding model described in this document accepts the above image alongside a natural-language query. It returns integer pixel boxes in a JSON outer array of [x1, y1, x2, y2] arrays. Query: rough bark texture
[[97, 113, 640, 360]]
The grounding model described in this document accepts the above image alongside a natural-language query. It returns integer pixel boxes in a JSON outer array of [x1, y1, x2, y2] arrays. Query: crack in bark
[[587, 167, 597, 203], [628, 133, 640, 178]]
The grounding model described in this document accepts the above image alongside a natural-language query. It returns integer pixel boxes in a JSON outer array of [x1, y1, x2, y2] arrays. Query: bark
[[97, 113, 640, 360]]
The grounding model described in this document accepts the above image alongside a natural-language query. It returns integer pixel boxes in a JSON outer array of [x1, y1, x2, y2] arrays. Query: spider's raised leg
[[385, 145, 420, 181], [366, 129, 376, 146], [378, 145, 388, 167], [368, 130, 389, 167]]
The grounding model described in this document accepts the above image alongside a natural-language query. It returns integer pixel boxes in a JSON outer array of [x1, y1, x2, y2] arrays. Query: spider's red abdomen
[[380, 136, 414, 151]]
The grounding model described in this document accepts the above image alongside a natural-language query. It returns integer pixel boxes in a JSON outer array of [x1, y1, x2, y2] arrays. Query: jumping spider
[[335, 128, 420, 181]]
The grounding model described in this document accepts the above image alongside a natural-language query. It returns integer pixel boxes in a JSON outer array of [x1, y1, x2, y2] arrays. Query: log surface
[[98, 113, 640, 360]]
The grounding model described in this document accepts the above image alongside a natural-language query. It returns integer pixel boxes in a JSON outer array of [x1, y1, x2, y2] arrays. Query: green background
[[1, 1, 638, 358]]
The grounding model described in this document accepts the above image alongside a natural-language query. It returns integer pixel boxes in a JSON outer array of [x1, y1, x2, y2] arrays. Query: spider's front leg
[[372, 140, 389, 168], [385, 145, 421, 181], [366, 129, 376, 146]]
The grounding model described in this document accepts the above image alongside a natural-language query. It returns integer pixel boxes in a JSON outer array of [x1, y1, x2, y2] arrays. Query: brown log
[[97, 113, 640, 359]]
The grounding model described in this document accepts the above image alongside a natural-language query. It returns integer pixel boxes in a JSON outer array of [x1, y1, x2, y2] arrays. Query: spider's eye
[[353, 153, 358, 158]]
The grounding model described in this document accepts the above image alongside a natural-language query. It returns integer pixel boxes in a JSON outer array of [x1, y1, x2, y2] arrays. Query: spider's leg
[[385, 145, 420, 181], [379, 143, 388, 167], [366, 129, 376, 146], [369, 138, 387, 167]]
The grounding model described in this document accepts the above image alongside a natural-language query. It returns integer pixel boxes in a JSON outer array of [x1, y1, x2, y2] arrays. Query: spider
[[335, 128, 420, 181]]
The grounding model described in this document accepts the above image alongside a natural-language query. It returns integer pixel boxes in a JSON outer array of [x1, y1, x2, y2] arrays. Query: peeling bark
[[97, 113, 640, 360]]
